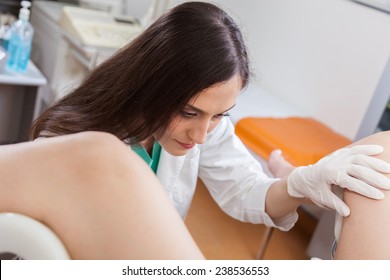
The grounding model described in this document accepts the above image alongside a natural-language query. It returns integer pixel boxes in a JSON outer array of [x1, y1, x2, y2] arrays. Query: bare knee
[[0, 131, 145, 215], [39, 131, 136, 173], [57, 131, 127, 160]]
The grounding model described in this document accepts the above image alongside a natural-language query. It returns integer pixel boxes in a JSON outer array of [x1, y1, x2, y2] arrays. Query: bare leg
[[335, 131, 390, 259], [267, 149, 295, 178], [0, 132, 204, 259]]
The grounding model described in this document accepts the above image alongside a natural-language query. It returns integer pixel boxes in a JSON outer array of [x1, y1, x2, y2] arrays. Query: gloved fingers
[[351, 154, 390, 173], [313, 193, 350, 217], [269, 149, 282, 156], [347, 164, 390, 190], [349, 144, 384, 156], [338, 175, 385, 199]]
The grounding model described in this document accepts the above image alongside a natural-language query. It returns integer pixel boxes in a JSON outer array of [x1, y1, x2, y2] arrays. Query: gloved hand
[[287, 145, 390, 217]]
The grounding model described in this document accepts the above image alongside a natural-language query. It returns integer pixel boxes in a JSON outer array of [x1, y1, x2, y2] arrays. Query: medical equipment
[[30, 0, 172, 118], [78, 0, 122, 14], [0, 212, 70, 259], [59, 6, 142, 49]]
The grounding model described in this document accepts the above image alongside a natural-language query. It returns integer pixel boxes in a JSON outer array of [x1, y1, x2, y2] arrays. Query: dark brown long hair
[[30, 1, 250, 143]]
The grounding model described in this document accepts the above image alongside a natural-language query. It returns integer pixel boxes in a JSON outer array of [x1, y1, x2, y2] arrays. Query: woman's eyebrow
[[185, 104, 236, 115]]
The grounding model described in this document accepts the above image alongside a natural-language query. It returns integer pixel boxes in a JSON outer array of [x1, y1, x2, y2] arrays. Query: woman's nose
[[189, 120, 210, 144]]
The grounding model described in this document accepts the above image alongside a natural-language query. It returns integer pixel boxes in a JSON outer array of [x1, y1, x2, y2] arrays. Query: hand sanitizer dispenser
[[6, 1, 34, 73]]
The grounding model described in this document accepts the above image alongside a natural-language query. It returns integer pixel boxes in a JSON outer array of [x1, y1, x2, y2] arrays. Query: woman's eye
[[212, 113, 230, 120], [181, 111, 197, 118]]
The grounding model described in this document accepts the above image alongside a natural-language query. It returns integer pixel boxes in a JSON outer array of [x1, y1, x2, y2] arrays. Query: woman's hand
[[287, 145, 390, 217]]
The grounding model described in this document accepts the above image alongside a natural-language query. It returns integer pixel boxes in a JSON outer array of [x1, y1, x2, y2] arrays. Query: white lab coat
[[155, 117, 298, 231]]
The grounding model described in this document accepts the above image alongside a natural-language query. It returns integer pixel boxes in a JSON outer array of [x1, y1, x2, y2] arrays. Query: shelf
[[0, 61, 47, 86]]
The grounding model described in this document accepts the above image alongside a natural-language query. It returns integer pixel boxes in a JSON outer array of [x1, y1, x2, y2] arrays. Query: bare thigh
[[0, 132, 204, 259]]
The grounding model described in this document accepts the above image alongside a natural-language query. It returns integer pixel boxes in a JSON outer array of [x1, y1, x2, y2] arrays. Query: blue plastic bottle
[[6, 1, 34, 73]]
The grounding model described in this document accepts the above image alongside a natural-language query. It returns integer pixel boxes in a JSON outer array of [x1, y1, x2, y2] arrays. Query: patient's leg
[[0, 132, 204, 259], [334, 131, 390, 259]]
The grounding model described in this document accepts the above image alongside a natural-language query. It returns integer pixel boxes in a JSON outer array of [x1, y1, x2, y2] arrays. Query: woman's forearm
[[264, 177, 305, 220]]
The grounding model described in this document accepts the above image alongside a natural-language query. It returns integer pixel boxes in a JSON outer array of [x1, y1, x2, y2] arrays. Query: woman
[[6, 1, 388, 258]]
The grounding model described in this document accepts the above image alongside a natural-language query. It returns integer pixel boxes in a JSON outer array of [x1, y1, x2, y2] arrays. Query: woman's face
[[158, 74, 242, 156]]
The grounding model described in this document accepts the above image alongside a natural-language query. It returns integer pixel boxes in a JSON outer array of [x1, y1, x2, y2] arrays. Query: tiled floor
[[185, 180, 318, 260]]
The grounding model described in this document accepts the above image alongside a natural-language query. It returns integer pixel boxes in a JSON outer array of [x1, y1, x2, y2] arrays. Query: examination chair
[[235, 117, 352, 166], [0, 212, 70, 260]]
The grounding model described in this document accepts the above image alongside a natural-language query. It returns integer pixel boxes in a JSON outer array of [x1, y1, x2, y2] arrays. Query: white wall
[[123, 0, 154, 19], [172, 0, 390, 140]]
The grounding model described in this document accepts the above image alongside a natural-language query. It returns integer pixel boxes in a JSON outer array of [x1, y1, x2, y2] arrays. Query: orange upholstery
[[235, 117, 352, 166]]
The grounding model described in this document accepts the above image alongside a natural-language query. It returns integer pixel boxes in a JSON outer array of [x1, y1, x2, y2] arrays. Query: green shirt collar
[[131, 141, 161, 174]]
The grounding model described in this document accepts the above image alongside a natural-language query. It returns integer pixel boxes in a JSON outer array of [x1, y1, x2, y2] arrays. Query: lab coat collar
[[156, 148, 186, 190]]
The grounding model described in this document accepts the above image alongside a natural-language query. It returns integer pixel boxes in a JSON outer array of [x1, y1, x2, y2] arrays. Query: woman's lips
[[176, 140, 195, 149]]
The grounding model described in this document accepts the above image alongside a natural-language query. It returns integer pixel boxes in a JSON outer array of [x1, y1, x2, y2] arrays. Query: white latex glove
[[287, 145, 390, 217]]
